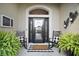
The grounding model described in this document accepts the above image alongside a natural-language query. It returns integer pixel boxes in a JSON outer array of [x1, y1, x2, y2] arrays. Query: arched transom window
[[29, 9, 49, 15]]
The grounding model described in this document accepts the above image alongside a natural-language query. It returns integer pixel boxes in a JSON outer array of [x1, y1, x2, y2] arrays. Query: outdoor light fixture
[[64, 11, 78, 29], [64, 24, 66, 28], [64, 18, 69, 29], [64, 21, 66, 28], [69, 11, 78, 24], [69, 18, 73, 22]]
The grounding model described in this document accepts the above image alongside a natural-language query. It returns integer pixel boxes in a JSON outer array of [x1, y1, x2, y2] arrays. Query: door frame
[[26, 5, 53, 49], [28, 17, 49, 43]]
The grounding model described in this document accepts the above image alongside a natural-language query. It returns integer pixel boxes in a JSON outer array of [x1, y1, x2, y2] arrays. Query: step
[[27, 49, 54, 52]]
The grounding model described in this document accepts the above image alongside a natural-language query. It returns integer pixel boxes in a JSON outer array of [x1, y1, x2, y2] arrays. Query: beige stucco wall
[[60, 3, 79, 33], [0, 3, 79, 36], [16, 4, 60, 40], [17, 3, 60, 31], [0, 3, 18, 32], [0, 3, 61, 41]]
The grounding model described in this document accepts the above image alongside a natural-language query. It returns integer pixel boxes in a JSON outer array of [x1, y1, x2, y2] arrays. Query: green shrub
[[0, 31, 21, 56], [58, 32, 79, 56]]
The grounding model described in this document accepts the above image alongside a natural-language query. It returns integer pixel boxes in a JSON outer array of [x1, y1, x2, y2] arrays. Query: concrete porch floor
[[18, 47, 66, 56]]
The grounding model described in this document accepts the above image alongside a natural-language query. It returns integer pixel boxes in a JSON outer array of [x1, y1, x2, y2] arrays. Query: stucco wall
[[0, 3, 60, 41], [0, 3, 18, 32], [17, 4, 60, 30], [1, 3, 79, 36], [17, 3, 60, 39], [0, 3, 79, 41]]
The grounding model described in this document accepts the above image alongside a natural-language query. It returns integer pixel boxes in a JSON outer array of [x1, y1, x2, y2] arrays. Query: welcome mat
[[31, 45, 48, 50]]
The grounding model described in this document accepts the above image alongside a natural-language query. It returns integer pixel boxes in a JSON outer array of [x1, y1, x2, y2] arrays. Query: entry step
[[27, 49, 54, 52]]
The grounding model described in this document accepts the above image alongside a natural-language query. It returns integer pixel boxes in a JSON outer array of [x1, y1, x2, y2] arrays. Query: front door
[[29, 17, 49, 43]]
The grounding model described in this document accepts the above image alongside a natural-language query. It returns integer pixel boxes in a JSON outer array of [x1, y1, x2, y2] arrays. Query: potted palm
[[58, 32, 79, 56]]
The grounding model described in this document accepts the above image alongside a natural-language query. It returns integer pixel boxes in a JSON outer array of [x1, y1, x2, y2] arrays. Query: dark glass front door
[[29, 17, 49, 43]]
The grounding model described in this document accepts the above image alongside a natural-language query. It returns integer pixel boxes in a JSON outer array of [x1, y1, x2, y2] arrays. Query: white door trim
[[28, 15, 49, 17], [26, 5, 53, 49]]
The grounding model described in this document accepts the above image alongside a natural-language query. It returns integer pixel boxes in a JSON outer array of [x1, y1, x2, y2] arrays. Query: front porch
[[19, 30, 60, 52], [0, 3, 79, 56]]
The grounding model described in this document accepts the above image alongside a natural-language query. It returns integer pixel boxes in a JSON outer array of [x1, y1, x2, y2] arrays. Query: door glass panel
[[44, 19, 48, 42], [29, 18, 33, 42], [33, 18, 44, 42]]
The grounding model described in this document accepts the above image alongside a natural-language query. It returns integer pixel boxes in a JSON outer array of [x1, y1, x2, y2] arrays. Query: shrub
[[58, 32, 79, 56], [0, 31, 21, 56]]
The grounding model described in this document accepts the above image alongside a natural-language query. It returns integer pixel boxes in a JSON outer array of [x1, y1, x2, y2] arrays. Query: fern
[[58, 32, 79, 56], [0, 31, 21, 56]]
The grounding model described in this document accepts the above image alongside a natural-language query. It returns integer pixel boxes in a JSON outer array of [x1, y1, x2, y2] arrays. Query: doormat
[[31, 45, 48, 50]]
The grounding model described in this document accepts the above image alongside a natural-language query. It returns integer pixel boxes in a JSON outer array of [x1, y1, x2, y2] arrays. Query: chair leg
[[24, 44, 27, 49], [59, 48, 61, 53]]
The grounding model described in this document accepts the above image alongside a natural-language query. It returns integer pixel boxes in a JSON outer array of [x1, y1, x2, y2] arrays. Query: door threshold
[[29, 43, 48, 45]]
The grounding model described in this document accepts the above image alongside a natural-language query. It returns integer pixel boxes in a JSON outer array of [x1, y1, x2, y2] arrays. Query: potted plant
[[58, 32, 79, 56], [73, 34, 79, 56], [0, 31, 21, 56]]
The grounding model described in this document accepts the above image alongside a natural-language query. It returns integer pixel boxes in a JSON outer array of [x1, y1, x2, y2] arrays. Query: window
[[29, 9, 49, 15], [0, 15, 13, 27]]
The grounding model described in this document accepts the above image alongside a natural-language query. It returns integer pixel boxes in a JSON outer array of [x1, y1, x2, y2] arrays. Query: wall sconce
[[69, 11, 78, 24], [69, 18, 73, 22], [64, 18, 69, 29], [64, 11, 78, 29], [64, 21, 67, 28]]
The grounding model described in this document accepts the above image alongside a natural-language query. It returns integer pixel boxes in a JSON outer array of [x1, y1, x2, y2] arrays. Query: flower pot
[[65, 50, 74, 56]]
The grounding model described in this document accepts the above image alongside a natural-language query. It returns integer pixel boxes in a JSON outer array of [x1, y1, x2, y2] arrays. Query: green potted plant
[[58, 32, 79, 56], [0, 31, 21, 56], [73, 34, 79, 56]]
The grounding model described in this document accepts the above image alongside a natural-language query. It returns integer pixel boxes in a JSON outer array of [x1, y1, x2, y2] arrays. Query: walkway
[[18, 47, 65, 56]]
